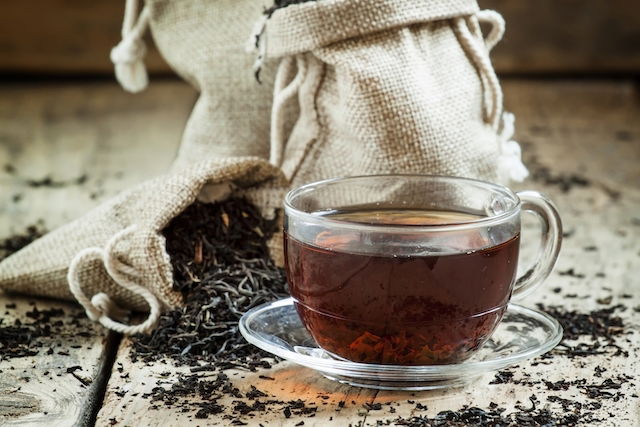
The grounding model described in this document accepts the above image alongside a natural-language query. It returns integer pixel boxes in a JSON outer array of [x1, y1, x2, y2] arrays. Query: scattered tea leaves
[[0, 224, 45, 261], [130, 198, 287, 366], [126, 198, 299, 419], [527, 157, 591, 193], [25, 174, 87, 188], [385, 403, 601, 426], [0, 304, 90, 360], [538, 303, 626, 358]]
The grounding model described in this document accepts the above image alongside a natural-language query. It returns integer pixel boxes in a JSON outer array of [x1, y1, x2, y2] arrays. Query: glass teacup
[[284, 175, 562, 365]]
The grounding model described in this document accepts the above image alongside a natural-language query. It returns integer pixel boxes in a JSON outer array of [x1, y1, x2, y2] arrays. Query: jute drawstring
[[453, 14, 503, 130], [111, 0, 151, 93], [453, 10, 528, 182], [250, 6, 528, 183], [67, 226, 161, 335], [269, 55, 307, 168], [475, 10, 505, 51]]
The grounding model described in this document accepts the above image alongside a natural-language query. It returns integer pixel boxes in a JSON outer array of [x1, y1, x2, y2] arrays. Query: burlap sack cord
[[253, 0, 529, 184], [452, 11, 529, 182], [269, 55, 307, 167], [111, 0, 150, 93], [68, 225, 162, 335]]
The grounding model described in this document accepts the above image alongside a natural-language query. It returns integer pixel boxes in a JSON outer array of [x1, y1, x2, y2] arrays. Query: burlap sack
[[0, 0, 528, 336], [0, 0, 290, 335], [0, 159, 286, 334], [110, 0, 280, 165], [258, 0, 528, 186]]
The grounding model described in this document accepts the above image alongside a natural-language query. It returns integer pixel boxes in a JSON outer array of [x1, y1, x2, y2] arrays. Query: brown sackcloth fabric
[[0, 159, 286, 334], [260, 0, 528, 187], [147, 0, 280, 166]]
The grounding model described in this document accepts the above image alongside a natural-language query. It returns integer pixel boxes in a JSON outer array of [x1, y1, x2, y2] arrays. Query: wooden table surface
[[0, 78, 638, 426]]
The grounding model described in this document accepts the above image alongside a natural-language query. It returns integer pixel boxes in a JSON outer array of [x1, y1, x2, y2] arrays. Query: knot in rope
[[111, 0, 150, 93], [67, 225, 161, 335], [111, 36, 147, 65]]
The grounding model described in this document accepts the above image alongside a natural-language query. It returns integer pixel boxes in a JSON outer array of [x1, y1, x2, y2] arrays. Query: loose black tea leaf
[[0, 224, 46, 262], [131, 198, 287, 366], [0, 304, 89, 360], [538, 303, 627, 358], [265, 0, 317, 16]]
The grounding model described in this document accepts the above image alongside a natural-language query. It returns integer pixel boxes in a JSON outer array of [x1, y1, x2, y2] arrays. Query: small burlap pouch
[[0, 159, 286, 334], [256, 0, 528, 187], [0, 0, 291, 335]]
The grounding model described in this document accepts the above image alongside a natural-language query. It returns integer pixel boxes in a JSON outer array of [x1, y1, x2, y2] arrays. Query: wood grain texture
[[1, 0, 638, 75], [0, 295, 108, 426], [95, 79, 640, 426], [482, 0, 640, 74], [96, 342, 376, 426], [0, 80, 195, 238], [0, 80, 194, 426], [0, 1, 169, 74]]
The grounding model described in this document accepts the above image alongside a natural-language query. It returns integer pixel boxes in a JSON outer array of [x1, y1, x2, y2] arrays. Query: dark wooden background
[[1, 0, 638, 76]]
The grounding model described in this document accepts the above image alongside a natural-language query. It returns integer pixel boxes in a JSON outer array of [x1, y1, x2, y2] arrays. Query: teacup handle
[[511, 191, 563, 300]]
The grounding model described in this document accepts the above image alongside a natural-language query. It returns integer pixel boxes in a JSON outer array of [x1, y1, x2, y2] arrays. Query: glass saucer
[[239, 298, 562, 391]]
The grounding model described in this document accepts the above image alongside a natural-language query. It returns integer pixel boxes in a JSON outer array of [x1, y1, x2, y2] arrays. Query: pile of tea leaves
[[130, 198, 287, 366], [124, 198, 302, 420], [387, 401, 602, 427], [537, 303, 628, 358]]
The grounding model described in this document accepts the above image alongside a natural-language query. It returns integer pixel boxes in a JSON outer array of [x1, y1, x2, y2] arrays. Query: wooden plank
[[0, 1, 170, 74], [0, 294, 113, 426], [0, 80, 195, 236], [0, 80, 194, 425], [97, 341, 375, 426], [482, 0, 640, 74], [1, 0, 639, 75], [96, 79, 640, 425]]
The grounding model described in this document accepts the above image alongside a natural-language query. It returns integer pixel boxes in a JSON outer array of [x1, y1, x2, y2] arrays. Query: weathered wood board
[[0, 295, 112, 426], [0, 81, 194, 426], [483, 0, 640, 74], [0, 1, 169, 75], [1, 0, 639, 75], [0, 80, 195, 237], [95, 79, 640, 426]]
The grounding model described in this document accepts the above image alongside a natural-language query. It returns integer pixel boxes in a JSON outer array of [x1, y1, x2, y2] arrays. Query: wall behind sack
[[0, 1, 169, 75], [0, 0, 638, 76], [482, 0, 640, 74]]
